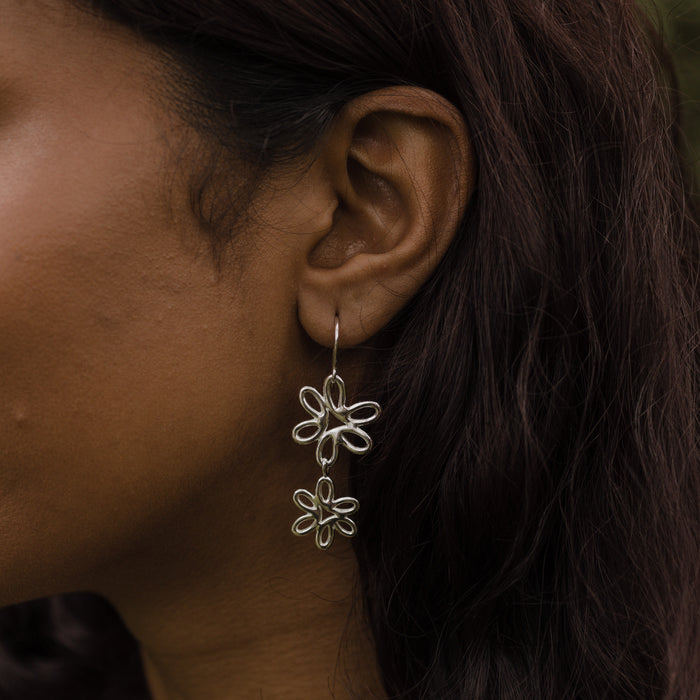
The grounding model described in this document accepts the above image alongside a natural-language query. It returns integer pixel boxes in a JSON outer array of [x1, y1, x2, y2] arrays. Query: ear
[[297, 86, 475, 348]]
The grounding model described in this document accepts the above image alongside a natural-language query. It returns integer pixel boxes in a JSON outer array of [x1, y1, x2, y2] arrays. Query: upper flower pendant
[[292, 476, 359, 550], [292, 373, 381, 471]]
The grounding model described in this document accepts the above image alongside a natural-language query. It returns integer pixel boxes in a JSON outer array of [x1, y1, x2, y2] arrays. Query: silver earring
[[291, 315, 381, 550]]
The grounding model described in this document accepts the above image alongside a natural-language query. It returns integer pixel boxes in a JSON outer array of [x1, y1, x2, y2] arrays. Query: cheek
[[0, 121, 287, 602]]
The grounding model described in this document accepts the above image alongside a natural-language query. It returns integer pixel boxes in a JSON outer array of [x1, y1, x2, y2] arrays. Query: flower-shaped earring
[[292, 476, 359, 550], [291, 316, 381, 550]]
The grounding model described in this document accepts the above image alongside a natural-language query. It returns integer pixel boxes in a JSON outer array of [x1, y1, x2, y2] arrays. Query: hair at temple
[[1, 1, 697, 697]]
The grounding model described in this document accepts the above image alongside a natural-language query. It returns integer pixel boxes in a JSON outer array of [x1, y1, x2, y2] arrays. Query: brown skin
[[0, 1, 474, 698]]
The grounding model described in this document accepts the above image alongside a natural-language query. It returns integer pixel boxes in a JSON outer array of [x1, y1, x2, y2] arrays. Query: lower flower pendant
[[291, 476, 359, 550]]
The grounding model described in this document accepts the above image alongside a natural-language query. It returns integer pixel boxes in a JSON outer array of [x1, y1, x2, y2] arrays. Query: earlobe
[[297, 86, 475, 348]]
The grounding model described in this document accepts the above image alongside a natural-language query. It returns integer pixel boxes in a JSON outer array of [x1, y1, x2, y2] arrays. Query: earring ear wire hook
[[331, 314, 339, 379]]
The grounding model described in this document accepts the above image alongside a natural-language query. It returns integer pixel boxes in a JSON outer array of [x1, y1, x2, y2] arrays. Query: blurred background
[[654, 0, 700, 178]]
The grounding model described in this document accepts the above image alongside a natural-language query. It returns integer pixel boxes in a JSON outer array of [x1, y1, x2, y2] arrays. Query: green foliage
[[651, 0, 700, 176]]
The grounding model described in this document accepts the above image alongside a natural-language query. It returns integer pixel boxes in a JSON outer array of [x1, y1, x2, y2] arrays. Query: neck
[[90, 449, 385, 700], [139, 549, 380, 699]]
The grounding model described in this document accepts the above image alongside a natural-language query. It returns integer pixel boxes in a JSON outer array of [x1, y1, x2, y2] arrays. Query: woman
[[0, 0, 697, 697]]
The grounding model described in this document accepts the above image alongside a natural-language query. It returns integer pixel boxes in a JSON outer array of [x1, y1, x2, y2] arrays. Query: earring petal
[[335, 519, 357, 538], [332, 495, 359, 516], [316, 476, 335, 505], [293, 488, 318, 513], [324, 374, 346, 412], [346, 400, 381, 426], [339, 428, 372, 455], [316, 523, 335, 550], [315, 431, 339, 469], [292, 419, 322, 445], [292, 514, 318, 536], [299, 386, 326, 417]]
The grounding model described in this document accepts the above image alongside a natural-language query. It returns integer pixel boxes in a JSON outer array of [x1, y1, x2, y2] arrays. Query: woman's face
[[0, 0, 312, 603]]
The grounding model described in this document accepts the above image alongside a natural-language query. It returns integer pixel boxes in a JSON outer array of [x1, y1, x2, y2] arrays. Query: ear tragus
[[307, 155, 404, 269]]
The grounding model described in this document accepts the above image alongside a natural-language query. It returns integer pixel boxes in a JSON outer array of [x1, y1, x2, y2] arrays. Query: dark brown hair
[[1, 1, 698, 698]]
